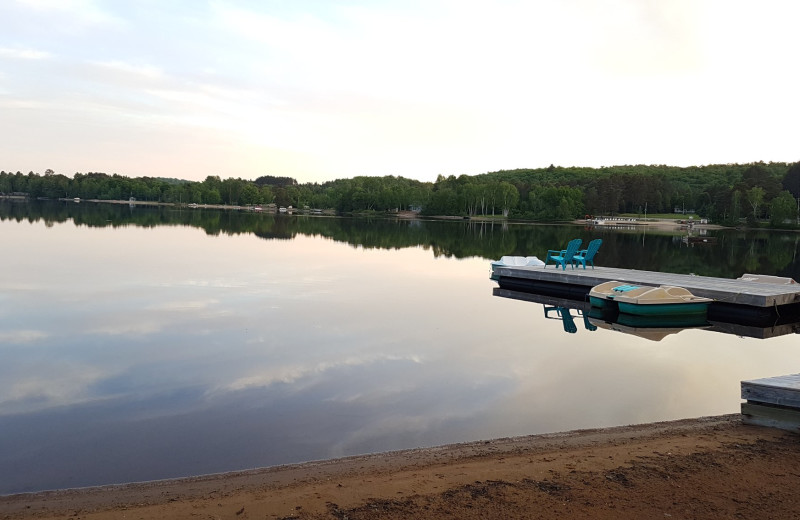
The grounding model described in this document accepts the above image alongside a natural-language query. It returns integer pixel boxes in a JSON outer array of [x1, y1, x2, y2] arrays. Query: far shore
[[3, 414, 800, 519], [4, 196, 783, 232], [575, 217, 728, 231]]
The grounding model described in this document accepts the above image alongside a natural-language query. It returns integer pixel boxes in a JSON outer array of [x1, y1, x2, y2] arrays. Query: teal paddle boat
[[588, 280, 632, 309], [589, 281, 713, 316]]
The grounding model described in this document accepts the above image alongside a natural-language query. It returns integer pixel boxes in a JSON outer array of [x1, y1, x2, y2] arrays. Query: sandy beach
[[3, 414, 799, 519]]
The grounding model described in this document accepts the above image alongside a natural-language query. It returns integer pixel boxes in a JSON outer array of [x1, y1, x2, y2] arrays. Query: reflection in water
[[495, 288, 800, 341], [2, 204, 800, 495], [543, 306, 597, 334], [2, 199, 800, 280], [588, 313, 711, 342]]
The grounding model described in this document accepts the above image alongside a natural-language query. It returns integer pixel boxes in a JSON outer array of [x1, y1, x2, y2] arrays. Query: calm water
[[1, 201, 799, 494]]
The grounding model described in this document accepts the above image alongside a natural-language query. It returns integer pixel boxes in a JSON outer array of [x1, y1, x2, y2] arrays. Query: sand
[[3, 414, 800, 519]]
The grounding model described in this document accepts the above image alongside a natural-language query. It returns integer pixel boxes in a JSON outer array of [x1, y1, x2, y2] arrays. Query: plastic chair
[[572, 238, 602, 269], [545, 238, 582, 270]]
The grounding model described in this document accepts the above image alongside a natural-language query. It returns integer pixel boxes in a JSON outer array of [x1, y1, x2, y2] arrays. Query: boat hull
[[615, 312, 709, 328], [589, 281, 713, 317], [617, 301, 710, 317], [589, 295, 603, 308], [589, 295, 615, 309]]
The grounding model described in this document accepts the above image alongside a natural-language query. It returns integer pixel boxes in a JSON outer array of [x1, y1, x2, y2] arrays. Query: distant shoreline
[[0, 196, 757, 230]]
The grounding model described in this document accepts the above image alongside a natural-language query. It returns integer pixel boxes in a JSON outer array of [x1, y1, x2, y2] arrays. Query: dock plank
[[742, 374, 800, 408], [741, 375, 800, 431], [494, 265, 800, 308], [741, 402, 800, 432]]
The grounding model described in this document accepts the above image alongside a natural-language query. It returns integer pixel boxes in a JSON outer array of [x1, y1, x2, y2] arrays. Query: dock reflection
[[543, 305, 597, 334], [494, 287, 800, 341]]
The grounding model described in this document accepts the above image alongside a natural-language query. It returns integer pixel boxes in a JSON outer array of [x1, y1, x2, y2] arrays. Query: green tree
[[498, 182, 519, 217], [240, 183, 260, 205], [782, 162, 800, 223], [0, 172, 11, 194], [203, 189, 222, 205], [259, 185, 274, 204], [529, 186, 583, 220], [746, 186, 765, 219], [782, 162, 800, 198], [743, 162, 783, 198], [769, 191, 797, 227], [221, 178, 244, 205]]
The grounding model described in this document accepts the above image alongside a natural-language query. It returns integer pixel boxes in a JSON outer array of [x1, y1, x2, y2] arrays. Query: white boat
[[494, 255, 545, 267], [490, 256, 545, 275]]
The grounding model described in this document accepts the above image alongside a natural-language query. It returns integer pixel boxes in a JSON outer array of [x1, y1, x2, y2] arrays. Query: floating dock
[[491, 271, 800, 430], [493, 265, 800, 324], [742, 374, 800, 432]]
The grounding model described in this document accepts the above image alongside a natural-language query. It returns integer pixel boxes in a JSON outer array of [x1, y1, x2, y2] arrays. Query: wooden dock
[[493, 265, 800, 308], [742, 374, 800, 432]]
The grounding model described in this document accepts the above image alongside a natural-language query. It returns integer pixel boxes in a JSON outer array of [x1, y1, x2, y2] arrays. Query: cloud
[[146, 298, 219, 312], [86, 320, 162, 336], [11, 0, 123, 26], [89, 60, 164, 81], [2, 0, 799, 182], [0, 46, 52, 60], [0, 363, 108, 415], [216, 353, 424, 393], [0, 330, 48, 343], [583, 0, 703, 76]]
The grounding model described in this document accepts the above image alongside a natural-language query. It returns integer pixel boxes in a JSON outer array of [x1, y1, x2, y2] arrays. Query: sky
[[1, 0, 798, 184]]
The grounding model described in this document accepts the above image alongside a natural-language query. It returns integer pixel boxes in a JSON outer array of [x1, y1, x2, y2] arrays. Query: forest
[[2, 200, 798, 280], [1, 161, 798, 227]]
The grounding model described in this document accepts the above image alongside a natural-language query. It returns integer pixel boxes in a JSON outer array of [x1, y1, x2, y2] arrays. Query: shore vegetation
[[1, 162, 798, 227]]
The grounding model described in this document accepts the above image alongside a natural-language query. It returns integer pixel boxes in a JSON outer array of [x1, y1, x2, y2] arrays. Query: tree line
[[3, 199, 798, 280], [1, 161, 798, 226]]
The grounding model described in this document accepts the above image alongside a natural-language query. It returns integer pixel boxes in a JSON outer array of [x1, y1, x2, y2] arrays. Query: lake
[[1, 200, 799, 495]]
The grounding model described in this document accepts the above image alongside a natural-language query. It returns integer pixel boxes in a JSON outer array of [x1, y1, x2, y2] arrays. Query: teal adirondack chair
[[545, 238, 582, 270], [572, 238, 602, 269]]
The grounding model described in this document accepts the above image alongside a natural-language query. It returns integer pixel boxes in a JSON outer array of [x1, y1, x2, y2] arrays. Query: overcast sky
[[1, 0, 798, 183]]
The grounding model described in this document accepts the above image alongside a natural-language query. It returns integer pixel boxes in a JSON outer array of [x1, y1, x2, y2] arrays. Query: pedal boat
[[588, 280, 629, 309], [589, 281, 713, 316]]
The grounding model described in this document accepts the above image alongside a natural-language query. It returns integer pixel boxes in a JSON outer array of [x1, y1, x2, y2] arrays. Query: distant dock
[[493, 265, 800, 324], [742, 374, 800, 432]]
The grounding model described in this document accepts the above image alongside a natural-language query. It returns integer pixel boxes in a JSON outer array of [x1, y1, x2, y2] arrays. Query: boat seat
[[612, 285, 641, 292]]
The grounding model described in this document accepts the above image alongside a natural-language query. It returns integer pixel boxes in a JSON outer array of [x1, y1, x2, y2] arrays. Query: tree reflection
[[2, 200, 798, 280]]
